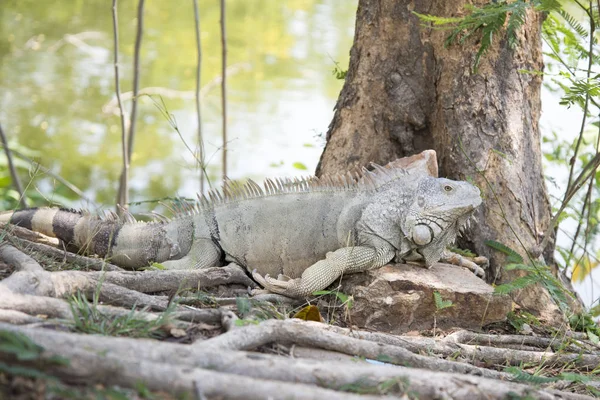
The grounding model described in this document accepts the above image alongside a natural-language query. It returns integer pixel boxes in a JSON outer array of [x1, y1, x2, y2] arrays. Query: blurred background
[[0, 0, 356, 208]]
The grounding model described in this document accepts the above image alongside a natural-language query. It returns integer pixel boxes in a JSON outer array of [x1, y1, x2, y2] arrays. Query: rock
[[341, 263, 511, 334]]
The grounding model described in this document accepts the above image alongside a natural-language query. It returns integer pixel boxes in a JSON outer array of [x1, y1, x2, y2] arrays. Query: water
[[0, 0, 357, 209]]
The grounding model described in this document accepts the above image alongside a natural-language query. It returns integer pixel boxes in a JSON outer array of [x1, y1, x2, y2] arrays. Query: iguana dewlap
[[0, 155, 483, 298]]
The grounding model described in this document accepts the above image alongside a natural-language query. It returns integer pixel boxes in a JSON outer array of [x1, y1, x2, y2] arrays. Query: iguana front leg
[[440, 250, 488, 278], [252, 245, 395, 298]]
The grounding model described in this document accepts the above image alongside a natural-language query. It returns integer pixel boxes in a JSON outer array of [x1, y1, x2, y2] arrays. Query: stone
[[341, 263, 511, 334]]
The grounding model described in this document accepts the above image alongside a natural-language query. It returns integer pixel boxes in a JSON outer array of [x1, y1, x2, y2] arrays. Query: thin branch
[[0, 123, 27, 208], [128, 0, 144, 161], [112, 0, 129, 211], [193, 0, 206, 193], [116, 0, 144, 214], [562, 1, 595, 208], [220, 0, 227, 181]]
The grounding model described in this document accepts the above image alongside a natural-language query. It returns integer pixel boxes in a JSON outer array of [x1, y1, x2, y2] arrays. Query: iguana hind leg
[[160, 239, 222, 270], [252, 245, 395, 298]]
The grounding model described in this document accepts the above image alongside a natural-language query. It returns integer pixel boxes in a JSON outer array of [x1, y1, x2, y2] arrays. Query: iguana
[[0, 151, 484, 298]]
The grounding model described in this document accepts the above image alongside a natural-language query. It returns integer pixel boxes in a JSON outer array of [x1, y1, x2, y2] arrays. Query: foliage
[[506, 310, 541, 332], [313, 289, 354, 309], [332, 60, 348, 80], [233, 297, 287, 326], [484, 240, 524, 264], [433, 291, 454, 311], [337, 376, 413, 396], [0, 330, 68, 365], [505, 366, 592, 385], [414, 0, 561, 72], [68, 291, 174, 339], [569, 312, 600, 344], [487, 241, 573, 313]]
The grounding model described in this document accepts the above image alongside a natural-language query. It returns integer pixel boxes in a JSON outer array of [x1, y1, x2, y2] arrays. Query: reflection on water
[[0, 0, 357, 210]]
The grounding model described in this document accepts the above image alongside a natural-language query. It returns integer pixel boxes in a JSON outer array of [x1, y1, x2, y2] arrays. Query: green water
[[0, 0, 356, 210]]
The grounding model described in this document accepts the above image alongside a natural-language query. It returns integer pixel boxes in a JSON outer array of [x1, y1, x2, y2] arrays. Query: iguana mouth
[[457, 213, 477, 238]]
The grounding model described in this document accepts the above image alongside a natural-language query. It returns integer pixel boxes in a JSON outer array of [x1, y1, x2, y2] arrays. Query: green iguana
[[0, 152, 484, 298]]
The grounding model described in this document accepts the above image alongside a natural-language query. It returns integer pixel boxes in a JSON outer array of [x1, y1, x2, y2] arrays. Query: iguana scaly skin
[[0, 156, 483, 298]]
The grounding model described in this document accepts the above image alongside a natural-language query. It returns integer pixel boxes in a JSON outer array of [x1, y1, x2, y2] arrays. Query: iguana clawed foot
[[252, 269, 296, 296], [441, 250, 488, 278]]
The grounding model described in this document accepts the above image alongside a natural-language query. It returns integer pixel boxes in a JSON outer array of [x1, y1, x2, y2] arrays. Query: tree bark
[[317, 0, 563, 321]]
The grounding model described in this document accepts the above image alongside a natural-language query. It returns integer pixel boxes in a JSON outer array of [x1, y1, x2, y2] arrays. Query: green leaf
[[505, 366, 557, 384], [235, 297, 252, 317], [484, 240, 523, 263], [0, 331, 45, 361], [433, 291, 454, 310], [556, 372, 590, 383], [586, 329, 599, 344], [292, 162, 308, 170], [494, 274, 539, 295], [0, 361, 59, 381]]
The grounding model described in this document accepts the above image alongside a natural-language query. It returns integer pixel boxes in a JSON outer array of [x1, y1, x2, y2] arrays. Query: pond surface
[[1, 0, 357, 209]]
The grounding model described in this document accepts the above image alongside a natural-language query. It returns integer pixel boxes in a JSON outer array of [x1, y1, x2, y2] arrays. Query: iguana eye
[[444, 185, 453, 192]]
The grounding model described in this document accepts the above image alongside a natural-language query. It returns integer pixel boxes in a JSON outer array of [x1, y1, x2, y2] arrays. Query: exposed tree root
[[3, 225, 124, 271], [0, 323, 592, 400], [0, 290, 225, 327], [299, 321, 600, 369], [444, 329, 600, 354], [1, 234, 598, 398]]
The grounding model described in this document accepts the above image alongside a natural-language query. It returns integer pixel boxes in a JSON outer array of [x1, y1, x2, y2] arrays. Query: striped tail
[[0, 208, 194, 268]]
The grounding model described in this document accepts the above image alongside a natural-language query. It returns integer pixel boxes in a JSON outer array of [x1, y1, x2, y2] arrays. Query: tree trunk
[[317, 0, 566, 322]]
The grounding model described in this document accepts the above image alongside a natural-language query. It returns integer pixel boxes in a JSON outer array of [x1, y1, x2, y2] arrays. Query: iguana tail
[[0, 208, 194, 268]]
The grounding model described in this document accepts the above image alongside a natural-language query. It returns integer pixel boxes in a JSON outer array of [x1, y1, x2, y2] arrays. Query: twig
[[193, 0, 206, 193], [115, 0, 145, 209], [220, 0, 227, 181], [128, 0, 144, 162], [112, 0, 129, 212], [0, 123, 27, 208], [564, 2, 596, 268]]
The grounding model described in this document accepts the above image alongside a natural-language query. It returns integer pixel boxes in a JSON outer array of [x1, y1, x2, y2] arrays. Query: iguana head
[[401, 176, 482, 265]]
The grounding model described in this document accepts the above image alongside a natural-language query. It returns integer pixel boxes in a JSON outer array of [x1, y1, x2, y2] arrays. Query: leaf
[[504, 263, 535, 272], [505, 366, 557, 384], [292, 162, 308, 170], [433, 291, 454, 311], [557, 8, 588, 38], [313, 290, 353, 308], [0, 362, 59, 381], [484, 240, 524, 263], [586, 329, 599, 344], [0, 331, 44, 361], [494, 274, 539, 295], [235, 297, 252, 317], [292, 305, 323, 322], [557, 372, 591, 383], [571, 255, 599, 283]]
